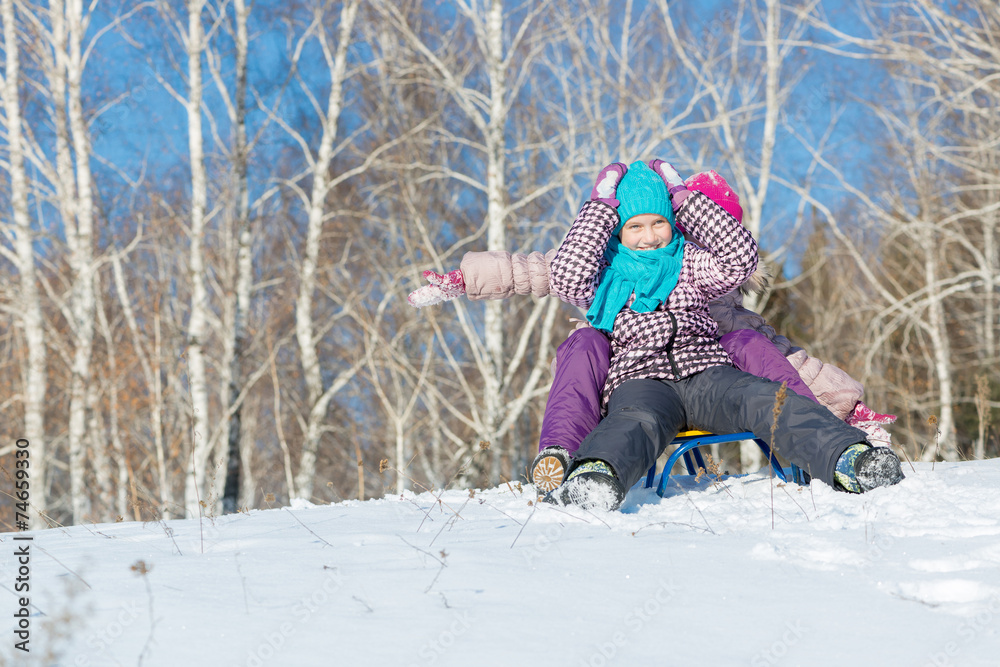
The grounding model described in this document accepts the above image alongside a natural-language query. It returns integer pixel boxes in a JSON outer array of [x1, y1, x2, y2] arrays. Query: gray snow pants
[[574, 365, 868, 490]]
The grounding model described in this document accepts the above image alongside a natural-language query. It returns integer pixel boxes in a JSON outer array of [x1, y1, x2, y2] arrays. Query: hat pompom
[[685, 170, 743, 223]]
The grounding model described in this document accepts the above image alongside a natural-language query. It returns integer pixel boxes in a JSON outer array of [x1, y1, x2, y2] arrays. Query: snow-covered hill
[[4, 459, 1000, 666]]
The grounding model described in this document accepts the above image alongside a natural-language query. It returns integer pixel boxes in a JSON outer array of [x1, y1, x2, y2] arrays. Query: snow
[[4, 460, 1000, 666]]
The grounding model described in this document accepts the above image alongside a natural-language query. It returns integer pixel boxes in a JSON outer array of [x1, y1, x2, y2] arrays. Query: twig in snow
[[429, 498, 470, 546], [808, 464, 816, 512], [399, 536, 449, 594], [284, 508, 334, 548], [353, 595, 374, 613], [582, 507, 612, 529], [896, 441, 916, 473], [0, 582, 46, 616], [780, 484, 810, 521], [36, 545, 91, 590], [537, 501, 594, 524], [235, 554, 250, 615], [131, 560, 157, 667], [632, 520, 714, 536], [410, 498, 437, 531], [399, 535, 448, 565], [499, 476, 523, 497], [929, 415, 940, 471], [425, 561, 447, 594], [769, 382, 788, 531], [670, 478, 716, 536], [479, 499, 523, 527], [889, 591, 940, 608], [160, 521, 182, 556], [510, 502, 537, 549], [381, 463, 466, 527]]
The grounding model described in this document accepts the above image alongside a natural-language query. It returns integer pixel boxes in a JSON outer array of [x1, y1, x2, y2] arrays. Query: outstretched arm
[[407, 249, 558, 308]]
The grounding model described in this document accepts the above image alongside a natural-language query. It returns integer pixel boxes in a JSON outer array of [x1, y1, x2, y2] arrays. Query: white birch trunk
[[920, 223, 957, 461], [88, 378, 113, 519], [373, 0, 557, 488], [981, 185, 997, 367], [111, 254, 174, 517], [95, 280, 128, 519], [90, 283, 113, 519], [393, 420, 407, 495], [183, 0, 213, 517], [240, 394, 258, 509], [482, 0, 507, 481], [153, 307, 173, 517], [2, 0, 49, 529], [292, 0, 360, 501], [222, 0, 252, 513], [65, 0, 97, 524], [740, 0, 780, 472]]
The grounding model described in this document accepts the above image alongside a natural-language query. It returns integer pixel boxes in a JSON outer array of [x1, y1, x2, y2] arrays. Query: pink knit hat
[[684, 170, 743, 223]]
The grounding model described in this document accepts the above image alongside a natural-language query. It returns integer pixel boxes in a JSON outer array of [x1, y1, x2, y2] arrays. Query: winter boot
[[542, 460, 626, 511], [530, 446, 572, 493], [834, 443, 905, 493]]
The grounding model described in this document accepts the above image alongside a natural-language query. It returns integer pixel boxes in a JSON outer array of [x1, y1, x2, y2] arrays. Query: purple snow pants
[[537, 327, 609, 455], [718, 329, 819, 404], [538, 327, 823, 456]]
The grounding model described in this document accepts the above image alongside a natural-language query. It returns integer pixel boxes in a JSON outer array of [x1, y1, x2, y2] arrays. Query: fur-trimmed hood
[[739, 257, 772, 297]]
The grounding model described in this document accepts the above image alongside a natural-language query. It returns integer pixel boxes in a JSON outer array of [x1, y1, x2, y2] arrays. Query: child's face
[[619, 213, 673, 251]]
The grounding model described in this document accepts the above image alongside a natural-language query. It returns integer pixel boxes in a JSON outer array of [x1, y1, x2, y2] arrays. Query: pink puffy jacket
[[461, 250, 557, 300]]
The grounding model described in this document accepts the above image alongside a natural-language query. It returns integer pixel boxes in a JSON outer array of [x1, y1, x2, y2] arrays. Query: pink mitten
[[590, 162, 628, 208], [847, 401, 897, 425], [407, 269, 466, 308], [856, 421, 893, 448], [648, 159, 687, 194]]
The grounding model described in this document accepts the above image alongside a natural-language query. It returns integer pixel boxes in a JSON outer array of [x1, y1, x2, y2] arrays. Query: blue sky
[[56, 0, 895, 278]]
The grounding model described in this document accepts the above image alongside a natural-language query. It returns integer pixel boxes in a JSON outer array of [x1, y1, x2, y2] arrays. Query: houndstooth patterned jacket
[[549, 192, 759, 409]]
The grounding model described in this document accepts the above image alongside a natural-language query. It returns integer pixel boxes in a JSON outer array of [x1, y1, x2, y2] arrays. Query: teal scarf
[[586, 234, 685, 332]]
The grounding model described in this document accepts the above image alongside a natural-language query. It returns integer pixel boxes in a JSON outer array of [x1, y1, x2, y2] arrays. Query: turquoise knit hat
[[614, 161, 674, 233]]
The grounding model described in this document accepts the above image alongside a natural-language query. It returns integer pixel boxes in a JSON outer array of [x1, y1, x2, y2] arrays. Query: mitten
[[847, 401, 897, 425], [590, 162, 628, 208], [407, 269, 466, 308], [648, 159, 688, 197], [857, 421, 893, 448]]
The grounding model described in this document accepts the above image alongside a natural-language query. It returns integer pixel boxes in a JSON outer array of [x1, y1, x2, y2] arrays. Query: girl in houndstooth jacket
[[536, 160, 903, 509], [409, 169, 896, 494], [409, 161, 904, 510]]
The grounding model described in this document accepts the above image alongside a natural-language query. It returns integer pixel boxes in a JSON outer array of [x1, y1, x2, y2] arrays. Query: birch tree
[[21, 0, 104, 523], [110, 244, 178, 517], [0, 0, 49, 527], [372, 0, 570, 483], [795, 0, 1000, 459], [202, 0, 253, 513], [179, 0, 212, 516], [278, 0, 362, 501]]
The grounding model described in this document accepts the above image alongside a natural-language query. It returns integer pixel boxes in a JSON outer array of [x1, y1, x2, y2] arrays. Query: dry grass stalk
[[975, 374, 991, 460], [769, 382, 788, 530]]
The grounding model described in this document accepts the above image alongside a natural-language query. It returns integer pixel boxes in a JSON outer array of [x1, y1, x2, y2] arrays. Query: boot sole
[[542, 472, 625, 511], [856, 447, 905, 491], [532, 455, 567, 493]]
